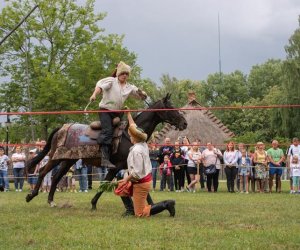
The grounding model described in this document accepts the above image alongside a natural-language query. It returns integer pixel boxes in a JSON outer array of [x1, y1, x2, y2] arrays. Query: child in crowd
[[170, 141, 185, 192], [27, 149, 39, 192], [238, 149, 251, 193], [287, 138, 300, 193], [290, 155, 300, 194], [248, 149, 256, 193], [0, 146, 10, 192], [159, 155, 173, 191], [67, 166, 77, 193], [57, 175, 67, 192], [41, 154, 51, 193]]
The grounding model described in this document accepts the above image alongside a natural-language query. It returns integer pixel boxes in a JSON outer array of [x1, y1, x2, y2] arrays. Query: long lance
[[0, 5, 39, 46]]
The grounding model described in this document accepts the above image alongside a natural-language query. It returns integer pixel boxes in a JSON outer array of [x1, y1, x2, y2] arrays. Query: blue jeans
[[151, 160, 159, 189], [98, 167, 107, 182], [0, 170, 9, 190], [76, 167, 88, 191], [13, 168, 24, 190]]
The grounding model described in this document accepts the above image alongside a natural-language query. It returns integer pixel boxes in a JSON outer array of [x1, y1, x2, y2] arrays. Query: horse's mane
[[122, 99, 163, 139], [128, 99, 155, 123]]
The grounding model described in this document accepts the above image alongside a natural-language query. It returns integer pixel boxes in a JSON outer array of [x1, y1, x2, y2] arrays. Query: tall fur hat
[[116, 61, 131, 77], [128, 124, 147, 142]]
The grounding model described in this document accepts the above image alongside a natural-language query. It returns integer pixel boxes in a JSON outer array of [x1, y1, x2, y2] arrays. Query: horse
[[25, 94, 187, 210]]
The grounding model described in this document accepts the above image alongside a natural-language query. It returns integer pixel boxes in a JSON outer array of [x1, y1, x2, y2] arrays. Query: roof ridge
[[154, 101, 235, 142]]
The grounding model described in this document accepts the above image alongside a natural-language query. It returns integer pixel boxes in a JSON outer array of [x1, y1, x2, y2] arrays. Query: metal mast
[[218, 13, 222, 81]]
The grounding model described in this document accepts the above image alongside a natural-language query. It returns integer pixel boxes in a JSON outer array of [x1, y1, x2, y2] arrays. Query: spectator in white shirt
[[12, 146, 26, 192], [223, 142, 239, 193]]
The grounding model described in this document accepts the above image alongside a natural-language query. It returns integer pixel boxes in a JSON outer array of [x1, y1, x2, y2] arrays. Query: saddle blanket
[[52, 123, 125, 160], [53, 124, 99, 160]]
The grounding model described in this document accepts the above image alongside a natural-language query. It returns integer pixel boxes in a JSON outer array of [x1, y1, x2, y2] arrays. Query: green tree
[[159, 74, 205, 107], [281, 16, 300, 138], [0, 0, 141, 141], [247, 59, 283, 100], [203, 70, 248, 107], [201, 71, 248, 133], [202, 63, 288, 139]]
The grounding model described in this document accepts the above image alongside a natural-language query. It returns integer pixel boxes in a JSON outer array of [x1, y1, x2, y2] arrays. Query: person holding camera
[[202, 142, 222, 192]]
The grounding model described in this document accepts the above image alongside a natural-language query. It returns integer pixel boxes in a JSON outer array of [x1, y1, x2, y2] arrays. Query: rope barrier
[[0, 143, 40, 147], [150, 162, 295, 170], [1, 164, 296, 180], [1, 104, 300, 116], [1, 172, 106, 179], [0, 142, 294, 148]]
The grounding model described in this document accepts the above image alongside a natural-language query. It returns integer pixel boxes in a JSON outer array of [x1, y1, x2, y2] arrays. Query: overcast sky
[[92, 0, 300, 83], [1, 0, 300, 83]]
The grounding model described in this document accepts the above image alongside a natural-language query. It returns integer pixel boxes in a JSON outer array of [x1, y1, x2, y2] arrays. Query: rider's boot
[[100, 145, 116, 169], [150, 200, 176, 217], [121, 196, 135, 216]]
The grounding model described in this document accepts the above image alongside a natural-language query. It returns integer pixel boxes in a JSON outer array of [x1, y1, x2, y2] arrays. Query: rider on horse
[[89, 61, 147, 169]]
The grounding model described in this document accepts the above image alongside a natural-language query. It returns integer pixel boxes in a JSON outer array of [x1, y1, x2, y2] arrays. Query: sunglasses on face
[[119, 72, 129, 76]]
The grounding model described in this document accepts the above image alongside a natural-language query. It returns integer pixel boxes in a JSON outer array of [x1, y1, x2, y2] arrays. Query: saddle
[[85, 117, 127, 154]]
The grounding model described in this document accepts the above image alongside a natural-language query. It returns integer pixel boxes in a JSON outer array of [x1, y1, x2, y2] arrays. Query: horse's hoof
[[49, 201, 57, 208], [91, 206, 96, 211], [26, 194, 32, 203]]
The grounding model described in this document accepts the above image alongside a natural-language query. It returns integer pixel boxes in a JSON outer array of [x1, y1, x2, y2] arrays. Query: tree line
[[0, 0, 299, 145]]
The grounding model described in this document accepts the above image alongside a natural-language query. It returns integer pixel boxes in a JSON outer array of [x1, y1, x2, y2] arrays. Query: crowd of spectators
[[148, 137, 300, 194], [0, 141, 107, 193], [0, 137, 300, 194]]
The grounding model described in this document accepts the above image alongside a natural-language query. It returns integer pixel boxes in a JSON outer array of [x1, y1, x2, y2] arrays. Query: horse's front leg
[[26, 159, 60, 203], [91, 168, 118, 210], [48, 160, 76, 207], [26, 174, 43, 202]]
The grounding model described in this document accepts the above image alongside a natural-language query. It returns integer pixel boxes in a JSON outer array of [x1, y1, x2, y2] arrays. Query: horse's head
[[151, 94, 187, 131]]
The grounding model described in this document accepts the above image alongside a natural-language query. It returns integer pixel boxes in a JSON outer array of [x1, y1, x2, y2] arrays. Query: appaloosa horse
[[26, 94, 187, 210]]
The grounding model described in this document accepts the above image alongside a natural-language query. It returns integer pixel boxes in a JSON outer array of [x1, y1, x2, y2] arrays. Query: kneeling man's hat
[[128, 124, 147, 142]]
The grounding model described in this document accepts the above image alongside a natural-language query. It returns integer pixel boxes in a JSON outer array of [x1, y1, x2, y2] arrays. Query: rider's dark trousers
[[98, 110, 119, 146]]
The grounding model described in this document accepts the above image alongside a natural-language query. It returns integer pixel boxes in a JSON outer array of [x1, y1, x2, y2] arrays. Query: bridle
[[153, 100, 181, 128]]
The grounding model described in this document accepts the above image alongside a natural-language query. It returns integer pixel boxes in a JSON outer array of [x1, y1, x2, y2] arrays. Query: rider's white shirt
[[96, 77, 141, 110]]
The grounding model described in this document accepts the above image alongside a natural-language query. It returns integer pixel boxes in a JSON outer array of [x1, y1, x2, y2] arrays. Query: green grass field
[[0, 182, 299, 249]]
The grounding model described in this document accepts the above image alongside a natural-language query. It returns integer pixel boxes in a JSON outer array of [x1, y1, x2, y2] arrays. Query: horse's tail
[[26, 127, 61, 171]]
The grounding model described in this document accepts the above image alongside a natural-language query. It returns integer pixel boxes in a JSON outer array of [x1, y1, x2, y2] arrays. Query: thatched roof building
[[153, 91, 234, 149]]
